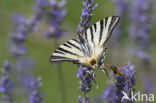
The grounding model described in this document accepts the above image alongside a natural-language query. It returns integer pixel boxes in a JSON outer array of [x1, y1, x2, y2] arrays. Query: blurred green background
[[0, 0, 156, 103]]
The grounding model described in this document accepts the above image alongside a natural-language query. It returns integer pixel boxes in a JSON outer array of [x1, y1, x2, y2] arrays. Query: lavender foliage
[[29, 77, 44, 103], [45, 0, 68, 38], [0, 60, 14, 103], [103, 64, 136, 103]]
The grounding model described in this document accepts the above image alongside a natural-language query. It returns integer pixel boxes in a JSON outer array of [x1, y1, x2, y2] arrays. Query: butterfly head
[[88, 58, 97, 66]]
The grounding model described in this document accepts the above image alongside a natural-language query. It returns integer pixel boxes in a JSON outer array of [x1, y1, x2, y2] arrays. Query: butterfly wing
[[50, 16, 120, 64], [50, 38, 88, 64], [85, 16, 120, 47], [82, 16, 120, 58]]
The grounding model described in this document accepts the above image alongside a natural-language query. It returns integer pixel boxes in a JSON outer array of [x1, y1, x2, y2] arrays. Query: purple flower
[[10, 0, 48, 57], [45, 0, 68, 38], [9, 0, 46, 97], [115, 0, 128, 17], [33, 0, 48, 15], [103, 64, 136, 103], [112, 0, 128, 46], [77, 67, 94, 93], [77, 66, 94, 103], [0, 60, 14, 103], [78, 96, 91, 103], [77, 0, 98, 34], [143, 76, 154, 94], [128, 0, 155, 97], [128, 0, 153, 65], [29, 0, 48, 32], [29, 77, 44, 103]]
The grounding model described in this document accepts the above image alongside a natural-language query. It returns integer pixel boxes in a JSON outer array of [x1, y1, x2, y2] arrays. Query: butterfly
[[50, 16, 120, 74]]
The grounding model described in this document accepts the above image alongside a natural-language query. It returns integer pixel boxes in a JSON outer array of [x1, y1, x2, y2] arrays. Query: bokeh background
[[0, 0, 156, 103]]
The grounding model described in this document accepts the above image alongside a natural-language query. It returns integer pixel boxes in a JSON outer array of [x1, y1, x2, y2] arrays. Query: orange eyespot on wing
[[88, 58, 97, 65]]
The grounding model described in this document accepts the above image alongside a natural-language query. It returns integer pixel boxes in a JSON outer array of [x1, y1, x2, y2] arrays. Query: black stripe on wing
[[78, 34, 91, 57], [104, 16, 120, 44], [50, 55, 79, 63], [99, 19, 104, 44], [98, 16, 120, 46], [66, 41, 81, 51], [57, 47, 78, 56], [93, 23, 97, 32], [54, 50, 65, 55], [63, 43, 71, 48], [104, 17, 108, 27], [90, 26, 94, 43], [50, 38, 84, 63]]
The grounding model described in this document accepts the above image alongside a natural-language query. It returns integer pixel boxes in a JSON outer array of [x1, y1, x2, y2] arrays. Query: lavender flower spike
[[112, 0, 128, 46], [77, 66, 94, 103], [77, 0, 98, 34], [0, 60, 14, 103], [77, 0, 97, 102], [129, 0, 153, 66], [45, 0, 68, 38], [29, 77, 44, 103], [103, 64, 136, 103]]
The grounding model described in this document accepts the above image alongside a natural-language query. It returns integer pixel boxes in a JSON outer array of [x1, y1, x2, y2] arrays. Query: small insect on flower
[[110, 65, 125, 77], [106, 64, 126, 77], [50, 16, 120, 76]]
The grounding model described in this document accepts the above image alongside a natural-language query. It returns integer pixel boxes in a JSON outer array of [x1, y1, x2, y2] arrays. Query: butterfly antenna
[[101, 68, 110, 80]]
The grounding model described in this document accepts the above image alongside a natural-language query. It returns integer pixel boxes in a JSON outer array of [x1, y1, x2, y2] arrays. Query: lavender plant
[[44, 0, 68, 103], [77, 0, 98, 103], [45, 0, 68, 38], [77, 67, 93, 103], [10, 0, 48, 57], [9, 0, 48, 99], [8, 0, 67, 102], [29, 77, 44, 103], [103, 64, 137, 103], [128, 0, 154, 94], [77, 0, 98, 34], [129, 0, 153, 68], [112, 0, 128, 46], [10, 14, 37, 96], [0, 60, 14, 103]]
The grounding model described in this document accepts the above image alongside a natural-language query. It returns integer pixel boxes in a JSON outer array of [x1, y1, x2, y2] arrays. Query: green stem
[[55, 39, 67, 103]]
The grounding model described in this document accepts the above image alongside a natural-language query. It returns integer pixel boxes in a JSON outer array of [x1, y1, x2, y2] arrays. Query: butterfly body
[[50, 16, 120, 70]]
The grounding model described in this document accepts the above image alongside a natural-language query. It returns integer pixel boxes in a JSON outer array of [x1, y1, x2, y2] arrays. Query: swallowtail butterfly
[[50, 16, 120, 71]]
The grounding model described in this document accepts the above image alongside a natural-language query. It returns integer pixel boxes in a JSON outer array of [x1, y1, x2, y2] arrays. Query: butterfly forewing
[[86, 16, 120, 48]]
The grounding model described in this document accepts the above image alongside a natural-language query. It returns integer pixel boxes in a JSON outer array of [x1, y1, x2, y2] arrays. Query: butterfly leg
[[99, 64, 110, 80]]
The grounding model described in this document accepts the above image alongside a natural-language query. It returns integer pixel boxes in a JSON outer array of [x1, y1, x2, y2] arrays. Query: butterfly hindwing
[[50, 38, 85, 63]]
